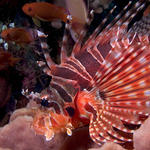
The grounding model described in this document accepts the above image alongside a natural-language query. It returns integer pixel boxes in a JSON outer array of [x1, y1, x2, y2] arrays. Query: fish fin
[[71, 10, 94, 56], [60, 17, 71, 63], [83, 0, 146, 58], [88, 5, 150, 141], [89, 109, 132, 145], [10, 57, 20, 66], [35, 28, 57, 74], [65, 0, 88, 25], [65, 0, 88, 42], [32, 17, 41, 27], [92, 34, 150, 122], [83, 4, 117, 50], [89, 0, 147, 89]]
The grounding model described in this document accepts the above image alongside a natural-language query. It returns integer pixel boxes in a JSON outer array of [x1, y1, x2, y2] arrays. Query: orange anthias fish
[[22, 2, 68, 23], [0, 50, 19, 70], [143, 5, 150, 16], [1, 27, 47, 44], [22, 1, 88, 41], [23, 0, 150, 147], [1, 27, 35, 44]]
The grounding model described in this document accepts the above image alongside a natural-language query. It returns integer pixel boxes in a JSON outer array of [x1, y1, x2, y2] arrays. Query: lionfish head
[[32, 108, 74, 141]]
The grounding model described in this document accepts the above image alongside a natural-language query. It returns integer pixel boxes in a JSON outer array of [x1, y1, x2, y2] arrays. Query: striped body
[[24, 0, 150, 146]]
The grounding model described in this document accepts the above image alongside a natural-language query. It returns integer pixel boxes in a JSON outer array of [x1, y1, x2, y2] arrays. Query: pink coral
[[133, 116, 150, 150], [89, 142, 125, 150], [0, 114, 66, 150]]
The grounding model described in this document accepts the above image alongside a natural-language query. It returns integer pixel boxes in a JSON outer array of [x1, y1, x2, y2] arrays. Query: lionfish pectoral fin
[[60, 16, 71, 63], [71, 10, 94, 56], [32, 17, 41, 27], [88, 28, 150, 144], [89, 108, 133, 145], [36, 27, 58, 74]]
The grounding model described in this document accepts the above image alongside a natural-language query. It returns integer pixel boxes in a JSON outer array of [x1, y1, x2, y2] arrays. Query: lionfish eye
[[28, 7, 32, 12], [41, 99, 49, 107], [65, 107, 75, 117]]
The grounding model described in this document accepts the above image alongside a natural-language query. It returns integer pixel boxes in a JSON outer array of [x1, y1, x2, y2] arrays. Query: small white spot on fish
[[139, 57, 146, 64], [144, 90, 150, 96], [146, 101, 150, 107]]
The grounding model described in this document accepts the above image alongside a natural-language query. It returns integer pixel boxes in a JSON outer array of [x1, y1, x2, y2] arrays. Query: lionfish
[[23, 0, 150, 146]]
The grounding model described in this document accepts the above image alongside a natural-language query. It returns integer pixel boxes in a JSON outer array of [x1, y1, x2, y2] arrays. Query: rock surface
[[0, 115, 65, 150], [89, 142, 125, 150], [133, 116, 150, 150]]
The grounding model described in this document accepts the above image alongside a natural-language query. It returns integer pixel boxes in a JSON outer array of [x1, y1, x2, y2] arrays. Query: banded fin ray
[[88, 0, 149, 145]]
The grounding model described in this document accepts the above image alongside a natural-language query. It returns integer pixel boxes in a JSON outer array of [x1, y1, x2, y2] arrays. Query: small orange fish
[[1, 27, 36, 44], [143, 5, 150, 17], [1, 27, 47, 45], [22, 2, 68, 23], [0, 50, 19, 70], [22, 1, 88, 41]]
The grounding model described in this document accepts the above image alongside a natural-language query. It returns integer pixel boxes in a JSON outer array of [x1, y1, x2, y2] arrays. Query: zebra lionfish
[[23, 0, 150, 146]]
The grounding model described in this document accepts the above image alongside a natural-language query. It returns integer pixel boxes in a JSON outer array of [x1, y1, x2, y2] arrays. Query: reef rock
[[0, 112, 66, 150], [133, 116, 150, 150], [89, 142, 125, 150]]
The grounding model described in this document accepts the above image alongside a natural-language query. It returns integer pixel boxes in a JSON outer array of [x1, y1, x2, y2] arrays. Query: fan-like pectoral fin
[[89, 109, 132, 145]]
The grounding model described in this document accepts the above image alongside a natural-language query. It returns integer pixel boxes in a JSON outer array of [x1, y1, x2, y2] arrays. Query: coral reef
[[0, 109, 66, 150], [0, 104, 97, 150], [89, 142, 125, 150], [133, 116, 150, 150]]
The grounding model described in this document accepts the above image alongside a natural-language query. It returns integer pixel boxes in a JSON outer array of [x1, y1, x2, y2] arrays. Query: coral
[[89, 142, 125, 150], [0, 109, 66, 150], [133, 116, 150, 150], [0, 148, 11, 150]]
